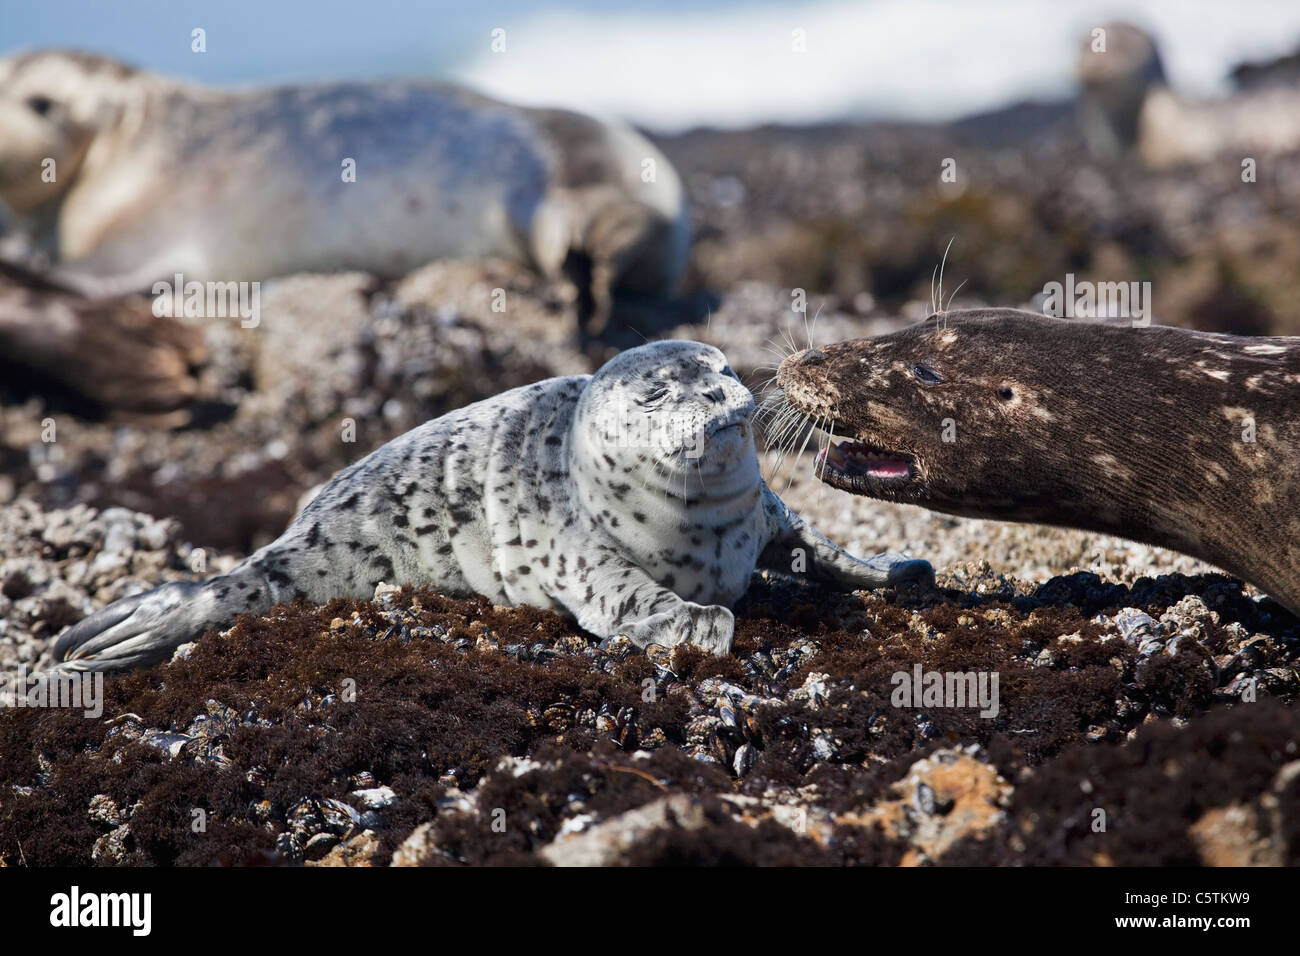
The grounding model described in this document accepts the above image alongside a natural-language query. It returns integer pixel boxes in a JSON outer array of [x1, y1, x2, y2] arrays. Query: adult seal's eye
[[25, 95, 55, 117], [997, 385, 1014, 401], [911, 363, 943, 385]]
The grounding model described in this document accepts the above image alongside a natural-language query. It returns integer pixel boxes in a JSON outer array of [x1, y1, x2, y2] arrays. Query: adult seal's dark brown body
[[775, 308, 1300, 615]]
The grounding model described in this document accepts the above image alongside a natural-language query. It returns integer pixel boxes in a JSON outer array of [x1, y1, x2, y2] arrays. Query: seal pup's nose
[[797, 348, 825, 365]]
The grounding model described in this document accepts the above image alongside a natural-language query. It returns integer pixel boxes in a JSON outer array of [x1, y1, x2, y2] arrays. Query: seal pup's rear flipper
[[756, 484, 935, 591], [53, 581, 211, 672], [53, 565, 273, 672]]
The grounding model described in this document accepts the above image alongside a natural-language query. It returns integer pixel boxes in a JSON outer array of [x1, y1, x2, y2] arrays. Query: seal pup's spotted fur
[[776, 308, 1300, 616], [55, 341, 931, 670]]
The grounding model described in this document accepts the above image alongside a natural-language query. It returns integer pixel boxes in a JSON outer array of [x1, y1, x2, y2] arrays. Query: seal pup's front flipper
[[561, 555, 736, 657], [756, 484, 934, 591]]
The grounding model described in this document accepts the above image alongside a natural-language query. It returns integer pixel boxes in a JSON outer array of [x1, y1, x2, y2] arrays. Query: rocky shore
[[1, 489, 1295, 866], [1, 115, 1298, 866]]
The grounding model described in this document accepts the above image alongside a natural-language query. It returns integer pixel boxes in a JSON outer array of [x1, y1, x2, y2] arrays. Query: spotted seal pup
[[0, 49, 689, 338], [775, 309, 1300, 616], [54, 341, 931, 670]]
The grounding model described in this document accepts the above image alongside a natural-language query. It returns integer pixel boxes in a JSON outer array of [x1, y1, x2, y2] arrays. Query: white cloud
[[452, 0, 1300, 130]]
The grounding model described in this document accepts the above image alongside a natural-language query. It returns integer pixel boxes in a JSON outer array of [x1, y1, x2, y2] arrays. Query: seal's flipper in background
[[0, 258, 206, 413]]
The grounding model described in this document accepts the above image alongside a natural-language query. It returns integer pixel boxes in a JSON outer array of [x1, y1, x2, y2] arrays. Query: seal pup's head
[[0, 50, 138, 215], [573, 339, 758, 506]]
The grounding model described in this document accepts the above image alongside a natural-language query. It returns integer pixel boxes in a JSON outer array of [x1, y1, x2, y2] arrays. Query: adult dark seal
[[775, 308, 1300, 615], [54, 340, 932, 671]]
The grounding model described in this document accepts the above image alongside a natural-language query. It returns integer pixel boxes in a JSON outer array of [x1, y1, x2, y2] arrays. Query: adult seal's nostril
[[800, 348, 826, 365]]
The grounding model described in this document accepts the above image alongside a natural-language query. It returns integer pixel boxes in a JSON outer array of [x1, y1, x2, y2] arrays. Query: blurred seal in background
[[0, 49, 690, 341]]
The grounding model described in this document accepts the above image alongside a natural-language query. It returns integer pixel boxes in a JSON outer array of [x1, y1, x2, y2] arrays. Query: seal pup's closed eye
[[777, 307, 1300, 617], [53, 340, 931, 672]]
